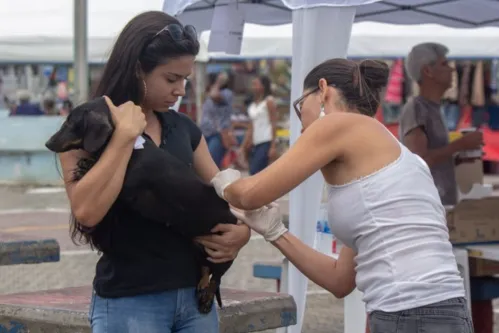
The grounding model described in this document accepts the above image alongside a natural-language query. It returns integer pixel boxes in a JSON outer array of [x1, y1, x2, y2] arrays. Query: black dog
[[45, 97, 238, 313]]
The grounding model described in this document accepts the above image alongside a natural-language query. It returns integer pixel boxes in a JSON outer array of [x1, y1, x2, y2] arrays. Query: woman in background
[[243, 75, 278, 175]]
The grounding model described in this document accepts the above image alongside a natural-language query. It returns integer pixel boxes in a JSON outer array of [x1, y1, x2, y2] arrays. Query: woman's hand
[[230, 203, 287, 242], [104, 96, 146, 142], [195, 223, 251, 263], [210, 168, 241, 200]]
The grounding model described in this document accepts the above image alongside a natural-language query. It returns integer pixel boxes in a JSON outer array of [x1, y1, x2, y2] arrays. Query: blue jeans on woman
[[368, 297, 473, 333], [206, 134, 226, 168], [249, 141, 271, 175], [89, 287, 219, 333]]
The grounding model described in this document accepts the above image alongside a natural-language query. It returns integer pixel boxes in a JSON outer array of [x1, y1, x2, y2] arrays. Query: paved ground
[[1, 183, 499, 332]]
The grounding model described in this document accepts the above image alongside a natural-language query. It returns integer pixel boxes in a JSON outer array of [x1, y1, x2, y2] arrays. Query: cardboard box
[[455, 159, 484, 195], [447, 197, 499, 245], [469, 257, 499, 277]]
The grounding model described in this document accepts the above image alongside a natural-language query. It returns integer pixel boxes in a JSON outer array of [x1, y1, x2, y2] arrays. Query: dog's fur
[[45, 97, 238, 313]]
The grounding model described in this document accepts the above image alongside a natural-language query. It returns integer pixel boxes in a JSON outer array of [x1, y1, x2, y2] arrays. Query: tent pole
[[74, 0, 88, 105]]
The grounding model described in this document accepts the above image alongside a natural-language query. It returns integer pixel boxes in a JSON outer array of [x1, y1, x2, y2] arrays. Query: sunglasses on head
[[152, 23, 197, 42]]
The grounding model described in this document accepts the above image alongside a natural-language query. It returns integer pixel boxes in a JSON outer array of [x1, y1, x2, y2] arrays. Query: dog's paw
[[196, 279, 217, 314]]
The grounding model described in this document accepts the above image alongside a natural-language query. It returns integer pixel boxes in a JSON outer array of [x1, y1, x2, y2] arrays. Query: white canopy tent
[[199, 22, 499, 60], [166, 1, 499, 333], [166, 0, 499, 29], [0, 0, 164, 64], [2, 3, 499, 64]]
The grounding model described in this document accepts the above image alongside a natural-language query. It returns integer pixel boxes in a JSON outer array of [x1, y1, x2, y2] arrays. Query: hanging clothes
[[490, 59, 499, 104], [471, 60, 485, 107], [384, 59, 404, 105], [459, 61, 472, 107], [443, 61, 459, 102], [491, 59, 498, 93]]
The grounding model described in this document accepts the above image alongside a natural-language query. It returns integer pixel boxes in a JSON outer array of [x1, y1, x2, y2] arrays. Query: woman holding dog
[[211, 58, 473, 333], [58, 11, 250, 333]]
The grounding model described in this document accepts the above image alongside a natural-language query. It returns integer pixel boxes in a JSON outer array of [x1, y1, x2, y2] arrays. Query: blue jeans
[[249, 141, 271, 175], [89, 288, 219, 333], [368, 297, 473, 333], [206, 134, 226, 168]]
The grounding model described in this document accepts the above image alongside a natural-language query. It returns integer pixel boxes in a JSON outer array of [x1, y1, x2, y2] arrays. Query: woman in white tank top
[[243, 76, 278, 175], [211, 59, 473, 333]]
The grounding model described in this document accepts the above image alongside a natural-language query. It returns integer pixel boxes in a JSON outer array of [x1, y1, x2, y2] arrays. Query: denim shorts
[[368, 297, 473, 333], [88, 287, 219, 333]]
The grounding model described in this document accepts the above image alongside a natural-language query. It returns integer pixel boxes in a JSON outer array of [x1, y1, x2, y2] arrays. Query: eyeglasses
[[152, 24, 197, 43], [292, 84, 336, 120], [292, 87, 319, 120]]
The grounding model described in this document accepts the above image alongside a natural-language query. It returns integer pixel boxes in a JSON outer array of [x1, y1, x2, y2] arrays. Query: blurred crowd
[[200, 71, 279, 174], [6, 90, 73, 116]]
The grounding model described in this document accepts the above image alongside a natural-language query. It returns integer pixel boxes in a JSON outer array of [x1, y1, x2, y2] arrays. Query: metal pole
[[74, 0, 88, 105]]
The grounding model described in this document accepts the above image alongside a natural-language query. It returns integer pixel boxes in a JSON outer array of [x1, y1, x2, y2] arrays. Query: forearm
[[70, 132, 135, 226], [422, 142, 459, 167], [209, 84, 222, 101], [272, 232, 356, 298], [270, 124, 277, 149]]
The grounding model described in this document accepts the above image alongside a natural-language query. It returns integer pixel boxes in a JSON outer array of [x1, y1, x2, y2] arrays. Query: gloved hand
[[230, 202, 288, 242], [210, 168, 241, 200]]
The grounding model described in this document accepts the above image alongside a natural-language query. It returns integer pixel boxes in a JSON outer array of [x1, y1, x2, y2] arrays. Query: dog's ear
[[82, 110, 114, 154], [45, 120, 83, 153]]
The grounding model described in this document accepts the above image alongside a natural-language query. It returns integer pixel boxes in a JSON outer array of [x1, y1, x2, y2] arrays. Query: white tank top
[[327, 142, 464, 313], [248, 98, 272, 145]]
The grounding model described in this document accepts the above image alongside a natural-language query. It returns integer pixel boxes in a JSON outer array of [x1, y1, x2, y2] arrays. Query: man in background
[[200, 72, 234, 168], [400, 42, 483, 205], [399, 42, 487, 333]]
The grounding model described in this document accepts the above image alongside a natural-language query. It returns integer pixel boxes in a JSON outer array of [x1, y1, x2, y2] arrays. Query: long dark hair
[[303, 59, 388, 117], [257, 75, 272, 98], [73, 11, 199, 249]]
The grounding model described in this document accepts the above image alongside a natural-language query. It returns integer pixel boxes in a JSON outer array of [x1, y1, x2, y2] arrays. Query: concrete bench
[[0, 232, 60, 266], [0, 286, 297, 333]]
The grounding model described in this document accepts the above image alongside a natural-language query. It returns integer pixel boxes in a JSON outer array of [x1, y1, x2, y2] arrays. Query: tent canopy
[[166, 0, 499, 30], [0, 0, 164, 64], [3, 0, 499, 63], [199, 22, 499, 60]]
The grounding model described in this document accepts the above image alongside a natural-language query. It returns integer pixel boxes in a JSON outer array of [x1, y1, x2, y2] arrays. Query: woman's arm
[[192, 136, 251, 262], [60, 131, 136, 227], [192, 136, 220, 183], [224, 113, 358, 210], [60, 98, 145, 227], [274, 232, 356, 298], [266, 97, 278, 153]]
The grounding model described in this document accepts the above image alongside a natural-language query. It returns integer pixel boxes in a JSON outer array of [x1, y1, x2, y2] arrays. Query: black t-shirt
[[93, 111, 203, 298]]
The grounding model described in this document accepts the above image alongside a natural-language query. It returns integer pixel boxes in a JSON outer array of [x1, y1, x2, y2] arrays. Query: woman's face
[[298, 88, 322, 130], [142, 55, 195, 112], [251, 78, 263, 95]]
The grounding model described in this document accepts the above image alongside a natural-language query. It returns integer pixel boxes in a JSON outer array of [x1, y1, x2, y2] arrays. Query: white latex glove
[[230, 202, 288, 242], [210, 168, 241, 200]]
